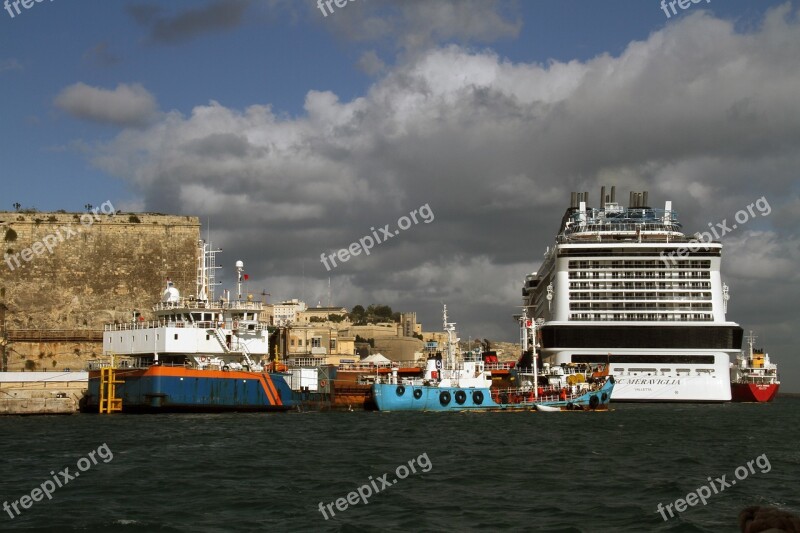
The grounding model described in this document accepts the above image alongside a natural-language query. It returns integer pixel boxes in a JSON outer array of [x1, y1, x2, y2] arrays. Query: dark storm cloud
[[127, 0, 252, 44]]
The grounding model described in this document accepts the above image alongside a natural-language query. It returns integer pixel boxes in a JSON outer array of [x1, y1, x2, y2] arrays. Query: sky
[[1, 0, 799, 390]]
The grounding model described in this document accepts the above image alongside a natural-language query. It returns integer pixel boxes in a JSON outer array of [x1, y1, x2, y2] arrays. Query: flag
[[243, 274, 249, 280]]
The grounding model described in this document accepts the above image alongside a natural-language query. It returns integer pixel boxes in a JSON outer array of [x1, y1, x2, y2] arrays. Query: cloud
[[82, 42, 122, 67], [87, 6, 800, 345], [127, 0, 252, 44], [318, 0, 522, 52], [356, 50, 386, 76], [54, 82, 159, 127], [0, 58, 22, 74]]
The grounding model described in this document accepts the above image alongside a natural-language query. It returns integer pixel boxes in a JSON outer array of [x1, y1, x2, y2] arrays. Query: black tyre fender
[[589, 394, 600, 409], [601, 392, 608, 402], [499, 392, 509, 404], [396, 385, 405, 397], [473, 390, 484, 405], [454, 390, 467, 405], [439, 391, 451, 406], [413, 389, 423, 400]]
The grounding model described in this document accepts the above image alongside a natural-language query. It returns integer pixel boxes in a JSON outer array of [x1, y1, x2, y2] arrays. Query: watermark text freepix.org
[[316, 0, 360, 18], [4, 0, 55, 20], [318, 452, 432, 520], [661, 196, 770, 266], [3, 443, 114, 520], [4, 201, 116, 272], [661, 0, 710, 19], [655, 453, 771, 521], [320, 203, 434, 272]]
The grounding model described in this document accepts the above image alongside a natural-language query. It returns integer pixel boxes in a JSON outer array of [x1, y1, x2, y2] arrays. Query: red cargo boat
[[730, 332, 780, 403]]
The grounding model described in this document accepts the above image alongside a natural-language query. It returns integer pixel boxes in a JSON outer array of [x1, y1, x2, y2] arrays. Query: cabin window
[[206, 335, 210, 340], [174, 334, 178, 340]]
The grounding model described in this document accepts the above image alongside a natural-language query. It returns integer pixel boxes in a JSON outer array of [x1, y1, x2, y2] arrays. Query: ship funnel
[[642, 191, 649, 207], [610, 186, 616, 203], [600, 186, 606, 208], [629, 191, 635, 207], [570, 191, 577, 208]]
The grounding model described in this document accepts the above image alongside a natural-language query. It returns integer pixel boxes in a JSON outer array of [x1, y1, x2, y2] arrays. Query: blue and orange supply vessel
[[83, 241, 296, 413]]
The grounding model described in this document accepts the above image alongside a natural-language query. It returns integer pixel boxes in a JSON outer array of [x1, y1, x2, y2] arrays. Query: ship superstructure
[[522, 187, 743, 402], [84, 240, 295, 412]]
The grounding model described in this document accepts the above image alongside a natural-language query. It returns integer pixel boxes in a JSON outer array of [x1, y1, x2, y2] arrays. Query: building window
[[311, 337, 321, 348], [330, 339, 336, 350], [290, 339, 295, 347]]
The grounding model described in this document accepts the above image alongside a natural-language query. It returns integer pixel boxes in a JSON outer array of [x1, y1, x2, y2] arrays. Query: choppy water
[[1, 399, 798, 532]]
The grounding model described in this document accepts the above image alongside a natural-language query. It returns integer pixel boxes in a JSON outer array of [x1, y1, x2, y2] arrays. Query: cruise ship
[[521, 187, 743, 402]]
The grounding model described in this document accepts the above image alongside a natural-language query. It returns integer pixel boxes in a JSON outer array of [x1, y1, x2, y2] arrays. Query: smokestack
[[570, 191, 577, 208], [629, 191, 634, 207], [642, 191, 649, 207], [600, 186, 606, 209], [611, 186, 616, 203], [584, 191, 589, 207]]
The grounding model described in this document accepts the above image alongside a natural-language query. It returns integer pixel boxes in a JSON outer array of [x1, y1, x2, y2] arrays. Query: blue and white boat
[[372, 306, 614, 412]]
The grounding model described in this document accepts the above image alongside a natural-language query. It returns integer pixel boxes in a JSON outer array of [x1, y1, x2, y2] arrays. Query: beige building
[[283, 323, 356, 366], [399, 312, 421, 337], [262, 299, 307, 326], [297, 306, 349, 324]]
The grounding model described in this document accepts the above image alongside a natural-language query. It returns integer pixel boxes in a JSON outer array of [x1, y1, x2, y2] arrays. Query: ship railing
[[484, 362, 515, 371], [220, 301, 263, 311], [152, 299, 263, 311], [490, 382, 602, 403], [337, 360, 423, 371], [104, 321, 193, 331]]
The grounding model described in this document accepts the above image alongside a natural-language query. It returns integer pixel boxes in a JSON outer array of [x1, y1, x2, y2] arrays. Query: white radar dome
[[235, 260, 244, 268], [162, 286, 180, 303]]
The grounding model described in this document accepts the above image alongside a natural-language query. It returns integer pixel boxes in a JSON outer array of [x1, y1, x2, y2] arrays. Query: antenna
[[236, 260, 244, 300], [328, 277, 331, 307]]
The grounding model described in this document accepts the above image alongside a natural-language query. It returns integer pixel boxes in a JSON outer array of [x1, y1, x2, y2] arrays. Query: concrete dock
[[0, 372, 88, 415]]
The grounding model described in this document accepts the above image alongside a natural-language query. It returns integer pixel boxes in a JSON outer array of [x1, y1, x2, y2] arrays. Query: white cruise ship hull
[[611, 370, 730, 402]]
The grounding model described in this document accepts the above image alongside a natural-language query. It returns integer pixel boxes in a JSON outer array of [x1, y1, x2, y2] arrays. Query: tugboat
[[730, 332, 780, 403], [371, 306, 614, 412], [83, 240, 298, 413]]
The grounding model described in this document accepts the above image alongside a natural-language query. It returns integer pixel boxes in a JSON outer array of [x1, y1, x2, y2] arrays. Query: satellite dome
[[236, 260, 244, 268], [162, 279, 180, 303]]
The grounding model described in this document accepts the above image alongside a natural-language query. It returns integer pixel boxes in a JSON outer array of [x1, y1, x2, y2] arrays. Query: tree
[[350, 305, 366, 324]]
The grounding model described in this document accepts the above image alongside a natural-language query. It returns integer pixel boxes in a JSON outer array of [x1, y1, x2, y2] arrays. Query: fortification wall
[[0, 211, 200, 371]]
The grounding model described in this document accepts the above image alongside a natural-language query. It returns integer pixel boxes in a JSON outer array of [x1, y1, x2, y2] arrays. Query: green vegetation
[[354, 335, 375, 347], [349, 304, 398, 325], [4, 228, 17, 242], [129, 215, 142, 223]]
